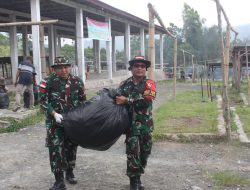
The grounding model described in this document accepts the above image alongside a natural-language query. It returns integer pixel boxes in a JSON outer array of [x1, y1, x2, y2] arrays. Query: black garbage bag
[[61, 88, 129, 151], [0, 92, 9, 109]]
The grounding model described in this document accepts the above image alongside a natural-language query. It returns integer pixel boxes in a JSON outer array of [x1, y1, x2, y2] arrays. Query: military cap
[[129, 55, 151, 69], [51, 56, 71, 67]]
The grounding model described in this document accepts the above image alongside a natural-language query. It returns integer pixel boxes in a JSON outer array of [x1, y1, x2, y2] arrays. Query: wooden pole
[[148, 3, 177, 99], [148, 5, 155, 80], [173, 38, 177, 99], [246, 45, 250, 105], [224, 27, 230, 84], [214, 0, 231, 140], [39, 25, 47, 78], [183, 50, 186, 78], [0, 20, 58, 27]]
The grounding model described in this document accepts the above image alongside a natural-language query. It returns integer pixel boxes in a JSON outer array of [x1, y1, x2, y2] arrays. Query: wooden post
[[173, 38, 177, 99], [246, 45, 250, 105], [214, 0, 231, 140], [39, 25, 47, 78], [183, 50, 186, 78], [0, 20, 58, 27], [148, 6, 155, 80], [192, 55, 195, 83]]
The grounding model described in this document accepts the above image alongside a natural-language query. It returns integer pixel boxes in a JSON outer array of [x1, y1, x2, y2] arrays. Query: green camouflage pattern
[[119, 76, 155, 177], [39, 73, 86, 173]]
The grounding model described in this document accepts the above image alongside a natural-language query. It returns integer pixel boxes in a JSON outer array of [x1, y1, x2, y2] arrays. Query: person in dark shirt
[[13, 56, 36, 112]]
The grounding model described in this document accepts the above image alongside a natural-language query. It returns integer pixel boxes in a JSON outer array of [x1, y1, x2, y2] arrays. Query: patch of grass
[[0, 111, 45, 133], [153, 90, 218, 139], [228, 87, 244, 106], [230, 109, 238, 131], [207, 171, 250, 188], [236, 105, 250, 133]]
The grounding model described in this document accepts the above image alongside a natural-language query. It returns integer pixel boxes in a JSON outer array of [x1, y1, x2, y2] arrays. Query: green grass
[[207, 171, 250, 188], [154, 90, 218, 139], [236, 105, 250, 133], [0, 111, 45, 133]]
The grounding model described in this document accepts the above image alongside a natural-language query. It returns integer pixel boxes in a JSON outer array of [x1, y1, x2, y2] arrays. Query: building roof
[[0, 0, 166, 37]]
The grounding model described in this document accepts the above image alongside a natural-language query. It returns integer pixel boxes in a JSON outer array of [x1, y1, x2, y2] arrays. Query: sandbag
[[61, 88, 129, 151], [0, 92, 9, 109]]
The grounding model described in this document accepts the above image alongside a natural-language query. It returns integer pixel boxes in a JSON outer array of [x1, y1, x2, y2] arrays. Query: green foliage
[[207, 171, 250, 188], [182, 3, 204, 59], [60, 44, 75, 63], [130, 35, 140, 58], [236, 106, 250, 133], [0, 111, 45, 133], [0, 33, 10, 56]]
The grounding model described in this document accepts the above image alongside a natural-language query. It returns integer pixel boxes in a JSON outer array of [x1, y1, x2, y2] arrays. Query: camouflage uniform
[[119, 76, 156, 177], [39, 73, 86, 174]]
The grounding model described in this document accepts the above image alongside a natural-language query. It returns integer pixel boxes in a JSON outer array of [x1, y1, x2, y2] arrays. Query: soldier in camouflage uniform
[[116, 56, 156, 190], [39, 57, 86, 190]]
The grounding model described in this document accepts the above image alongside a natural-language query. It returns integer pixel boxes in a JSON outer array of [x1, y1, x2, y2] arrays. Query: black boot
[[130, 177, 139, 190], [66, 168, 77, 184], [137, 176, 144, 190], [50, 172, 66, 190]]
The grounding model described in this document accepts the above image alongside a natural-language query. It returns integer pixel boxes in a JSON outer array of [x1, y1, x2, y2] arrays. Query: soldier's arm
[[39, 78, 54, 117]]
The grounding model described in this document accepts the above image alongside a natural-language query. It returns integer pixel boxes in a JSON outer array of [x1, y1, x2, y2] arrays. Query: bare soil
[[0, 83, 250, 190]]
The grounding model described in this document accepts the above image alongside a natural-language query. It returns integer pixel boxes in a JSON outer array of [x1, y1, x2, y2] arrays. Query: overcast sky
[[100, 0, 250, 27]]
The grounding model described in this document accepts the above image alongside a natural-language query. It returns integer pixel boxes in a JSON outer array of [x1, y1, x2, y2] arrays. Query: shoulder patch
[[143, 79, 156, 100]]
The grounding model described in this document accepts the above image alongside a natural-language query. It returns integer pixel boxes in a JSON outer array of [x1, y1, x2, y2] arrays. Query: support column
[[57, 36, 61, 56], [9, 14, 18, 83], [22, 26, 29, 57], [112, 35, 116, 72], [30, 0, 41, 82], [40, 25, 46, 78], [93, 40, 101, 73], [160, 33, 163, 69], [106, 16, 112, 80], [125, 23, 131, 71], [76, 8, 85, 83], [140, 28, 145, 56], [54, 27, 58, 56], [48, 25, 55, 67]]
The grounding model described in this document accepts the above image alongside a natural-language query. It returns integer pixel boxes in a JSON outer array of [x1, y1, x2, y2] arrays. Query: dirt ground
[[0, 83, 250, 190]]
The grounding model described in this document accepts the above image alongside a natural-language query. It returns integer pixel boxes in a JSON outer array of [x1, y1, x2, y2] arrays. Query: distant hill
[[233, 24, 250, 40]]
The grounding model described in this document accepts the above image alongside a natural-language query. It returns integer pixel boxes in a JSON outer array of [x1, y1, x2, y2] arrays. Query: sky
[[99, 0, 250, 28]]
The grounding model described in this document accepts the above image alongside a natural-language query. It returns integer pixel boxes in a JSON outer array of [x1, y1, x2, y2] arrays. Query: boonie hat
[[51, 56, 71, 67], [129, 55, 151, 69]]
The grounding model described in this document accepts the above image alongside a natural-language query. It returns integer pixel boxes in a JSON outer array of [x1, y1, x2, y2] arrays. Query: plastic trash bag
[[61, 88, 129, 151], [0, 92, 9, 109]]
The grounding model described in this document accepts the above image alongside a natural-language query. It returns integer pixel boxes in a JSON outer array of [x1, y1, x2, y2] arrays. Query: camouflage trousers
[[46, 124, 78, 174], [126, 132, 152, 177]]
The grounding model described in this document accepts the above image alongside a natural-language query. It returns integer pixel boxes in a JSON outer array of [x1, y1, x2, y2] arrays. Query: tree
[[0, 33, 10, 57], [182, 3, 204, 60], [202, 25, 220, 60]]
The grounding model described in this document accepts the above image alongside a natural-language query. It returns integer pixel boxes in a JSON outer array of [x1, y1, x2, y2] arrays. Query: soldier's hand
[[116, 96, 127, 105], [53, 112, 63, 123]]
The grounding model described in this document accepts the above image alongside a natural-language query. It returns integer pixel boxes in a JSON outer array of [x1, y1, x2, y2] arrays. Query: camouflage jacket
[[39, 73, 86, 127], [119, 77, 156, 136]]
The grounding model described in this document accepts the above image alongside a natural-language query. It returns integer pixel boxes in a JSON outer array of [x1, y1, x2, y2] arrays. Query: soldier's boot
[[66, 168, 77, 184], [130, 177, 139, 190], [137, 176, 144, 190], [50, 172, 66, 190]]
